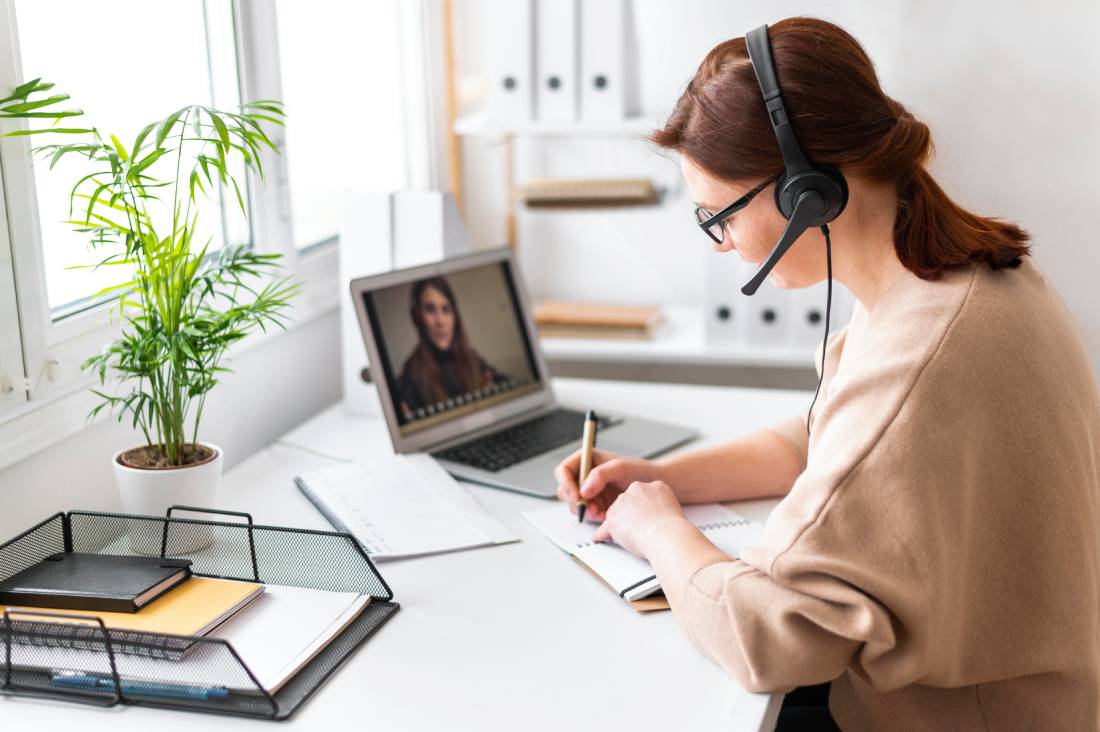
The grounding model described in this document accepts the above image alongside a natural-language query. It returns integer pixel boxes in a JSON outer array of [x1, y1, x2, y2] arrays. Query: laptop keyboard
[[433, 409, 619, 473]]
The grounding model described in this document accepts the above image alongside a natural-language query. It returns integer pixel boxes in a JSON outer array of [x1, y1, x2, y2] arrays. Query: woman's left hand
[[592, 480, 690, 558]]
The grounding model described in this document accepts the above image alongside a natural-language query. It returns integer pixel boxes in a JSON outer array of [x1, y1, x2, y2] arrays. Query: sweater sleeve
[[766, 414, 808, 471], [673, 552, 896, 693]]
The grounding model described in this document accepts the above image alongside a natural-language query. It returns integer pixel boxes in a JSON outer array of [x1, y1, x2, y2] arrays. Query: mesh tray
[[0, 506, 400, 719]]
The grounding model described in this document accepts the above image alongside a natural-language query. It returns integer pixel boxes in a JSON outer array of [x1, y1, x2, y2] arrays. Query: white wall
[[454, 0, 1100, 376], [0, 310, 341, 538]]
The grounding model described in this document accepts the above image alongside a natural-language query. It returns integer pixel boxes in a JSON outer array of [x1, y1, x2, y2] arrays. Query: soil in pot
[[118, 443, 216, 470]]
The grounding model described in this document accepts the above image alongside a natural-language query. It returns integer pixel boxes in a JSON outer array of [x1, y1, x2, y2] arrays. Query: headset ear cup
[[775, 167, 850, 225], [772, 171, 791, 219], [817, 164, 849, 222]]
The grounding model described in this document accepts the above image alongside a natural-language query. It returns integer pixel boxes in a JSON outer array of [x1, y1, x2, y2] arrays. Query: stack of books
[[533, 300, 665, 340]]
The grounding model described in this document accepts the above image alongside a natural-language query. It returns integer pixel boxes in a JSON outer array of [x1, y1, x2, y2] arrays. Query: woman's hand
[[554, 449, 663, 523], [591, 480, 690, 558]]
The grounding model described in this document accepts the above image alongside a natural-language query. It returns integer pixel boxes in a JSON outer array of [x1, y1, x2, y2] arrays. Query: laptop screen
[[361, 260, 542, 435]]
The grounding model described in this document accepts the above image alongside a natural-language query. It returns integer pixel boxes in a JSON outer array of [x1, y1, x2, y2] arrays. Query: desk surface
[[1, 378, 810, 732]]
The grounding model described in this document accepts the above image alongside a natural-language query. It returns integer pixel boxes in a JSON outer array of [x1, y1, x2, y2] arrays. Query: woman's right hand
[[554, 448, 665, 523]]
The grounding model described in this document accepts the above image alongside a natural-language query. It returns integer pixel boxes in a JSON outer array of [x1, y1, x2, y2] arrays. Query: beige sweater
[[673, 257, 1100, 730]]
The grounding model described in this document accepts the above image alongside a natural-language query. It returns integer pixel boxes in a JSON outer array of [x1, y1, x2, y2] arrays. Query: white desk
[[1, 378, 810, 731]]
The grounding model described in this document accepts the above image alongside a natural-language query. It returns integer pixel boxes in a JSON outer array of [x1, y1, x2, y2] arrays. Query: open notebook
[[524, 504, 763, 611], [296, 453, 518, 560]]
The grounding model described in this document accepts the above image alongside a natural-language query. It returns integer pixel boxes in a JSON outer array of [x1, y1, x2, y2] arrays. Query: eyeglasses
[[693, 176, 776, 244]]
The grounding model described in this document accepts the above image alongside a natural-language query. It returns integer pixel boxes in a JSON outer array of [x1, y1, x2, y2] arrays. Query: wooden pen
[[577, 410, 598, 523]]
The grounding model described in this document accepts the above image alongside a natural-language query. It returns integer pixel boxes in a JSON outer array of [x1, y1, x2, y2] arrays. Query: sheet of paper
[[212, 584, 369, 692], [297, 454, 516, 560], [524, 503, 763, 601]]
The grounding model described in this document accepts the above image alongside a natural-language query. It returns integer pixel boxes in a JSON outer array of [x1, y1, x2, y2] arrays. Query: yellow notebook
[[3, 576, 264, 637]]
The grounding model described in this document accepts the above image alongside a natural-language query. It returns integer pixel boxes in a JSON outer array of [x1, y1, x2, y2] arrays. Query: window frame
[[0, 150, 27, 411], [0, 0, 444, 470]]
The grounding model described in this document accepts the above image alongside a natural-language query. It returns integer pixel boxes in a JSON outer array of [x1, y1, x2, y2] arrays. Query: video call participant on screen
[[396, 276, 506, 420]]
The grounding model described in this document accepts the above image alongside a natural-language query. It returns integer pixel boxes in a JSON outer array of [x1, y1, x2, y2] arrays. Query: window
[[0, 224, 25, 410], [0, 0, 439, 467], [273, 0, 407, 250], [12, 0, 243, 319]]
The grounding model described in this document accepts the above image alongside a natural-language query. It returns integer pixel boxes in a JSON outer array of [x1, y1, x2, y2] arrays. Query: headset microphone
[[741, 24, 849, 432], [741, 190, 827, 295], [740, 24, 848, 296]]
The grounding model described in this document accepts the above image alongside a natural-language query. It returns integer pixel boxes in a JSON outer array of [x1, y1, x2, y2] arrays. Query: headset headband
[[745, 25, 812, 177]]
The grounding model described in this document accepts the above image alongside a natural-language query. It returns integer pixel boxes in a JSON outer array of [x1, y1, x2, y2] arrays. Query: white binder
[[340, 191, 394, 416], [791, 281, 855, 348], [579, 0, 626, 120], [740, 276, 793, 348], [391, 191, 472, 270], [535, 0, 579, 122], [486, 0, 535, 122], [703, 250, 746, 345]]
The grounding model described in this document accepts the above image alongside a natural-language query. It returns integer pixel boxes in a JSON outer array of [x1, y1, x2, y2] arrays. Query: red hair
[[650, 17, 1029, 279]]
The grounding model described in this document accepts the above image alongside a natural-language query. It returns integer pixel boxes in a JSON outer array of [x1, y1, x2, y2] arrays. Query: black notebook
[[0, 552, 192, 613]]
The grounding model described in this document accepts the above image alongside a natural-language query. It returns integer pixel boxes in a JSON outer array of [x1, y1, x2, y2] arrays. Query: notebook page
[[297, 457, 495, 559], [699, 516, 765, 560], [524, 504, 763, 600], [574, 543, 662, 599], [403, 453, 518, 545]]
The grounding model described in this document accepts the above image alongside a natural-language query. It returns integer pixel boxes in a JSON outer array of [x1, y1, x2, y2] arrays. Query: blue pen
[[51, 671, 230, 701]]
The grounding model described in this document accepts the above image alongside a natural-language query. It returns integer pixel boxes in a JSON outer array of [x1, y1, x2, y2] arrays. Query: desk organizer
[[0, 506, 399, 719]]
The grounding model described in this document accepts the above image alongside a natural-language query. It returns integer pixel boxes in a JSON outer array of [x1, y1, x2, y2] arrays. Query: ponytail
[[895, 166, 1028, 280]]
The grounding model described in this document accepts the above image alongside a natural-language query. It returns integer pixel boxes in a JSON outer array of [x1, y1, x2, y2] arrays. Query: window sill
[[0, 243, 340, 471]]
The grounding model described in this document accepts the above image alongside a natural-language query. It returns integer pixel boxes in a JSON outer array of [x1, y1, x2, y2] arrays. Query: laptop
[[349, 247, 697, 498]]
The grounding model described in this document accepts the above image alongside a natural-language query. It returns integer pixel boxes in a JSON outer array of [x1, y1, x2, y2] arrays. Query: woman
[[555, 17, 1100, 731], [396, 276, 504, 419]]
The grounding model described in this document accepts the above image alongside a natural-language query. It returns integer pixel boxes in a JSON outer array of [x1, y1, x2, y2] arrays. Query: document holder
[[0, 506, 399, 719]]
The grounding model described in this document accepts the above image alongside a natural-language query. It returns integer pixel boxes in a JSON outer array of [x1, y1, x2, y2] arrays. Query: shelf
[[538, 304, 817, 369], [454, 111, 662, 138]]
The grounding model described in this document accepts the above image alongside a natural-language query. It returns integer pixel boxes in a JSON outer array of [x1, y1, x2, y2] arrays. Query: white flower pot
[[112, 443, 223, 555]]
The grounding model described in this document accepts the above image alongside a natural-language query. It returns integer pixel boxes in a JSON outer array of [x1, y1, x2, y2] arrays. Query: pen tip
[[577, 503, 586, 524], [585, 409, 595, 422]]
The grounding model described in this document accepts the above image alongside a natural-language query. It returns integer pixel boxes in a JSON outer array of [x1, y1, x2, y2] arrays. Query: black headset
[[742, 24, 848, 432], [740, 24, 849, 296]]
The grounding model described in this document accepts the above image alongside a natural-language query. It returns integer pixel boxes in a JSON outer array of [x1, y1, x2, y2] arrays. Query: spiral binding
[[695, 519, 752, 532], [572, 519, 751, 550]]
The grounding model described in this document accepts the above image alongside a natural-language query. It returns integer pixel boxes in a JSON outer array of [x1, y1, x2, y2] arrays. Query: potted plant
[[1, 79, 296, 531]]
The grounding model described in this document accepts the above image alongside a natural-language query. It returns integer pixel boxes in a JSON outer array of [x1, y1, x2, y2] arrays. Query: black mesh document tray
[[0, 506, 399, 719]]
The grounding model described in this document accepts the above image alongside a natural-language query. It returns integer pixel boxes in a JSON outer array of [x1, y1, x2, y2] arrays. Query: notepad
[[0, 552, 192, 612], [3, 577, 264, 637], [524, 504, 763, 608], [295, 453, 518, 560]]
